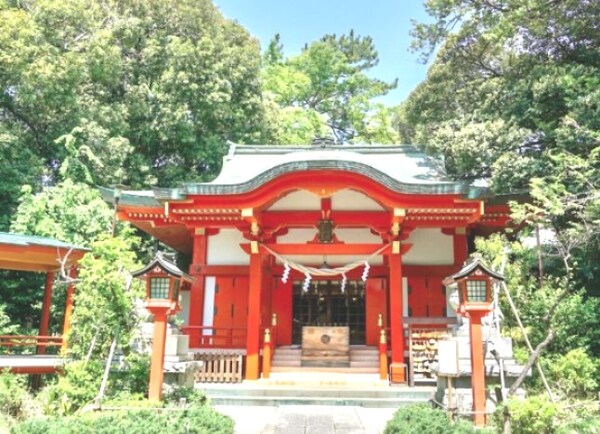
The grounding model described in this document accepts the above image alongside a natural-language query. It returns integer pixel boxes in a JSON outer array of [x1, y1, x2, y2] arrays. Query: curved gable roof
[[156, 144, 489, 200]]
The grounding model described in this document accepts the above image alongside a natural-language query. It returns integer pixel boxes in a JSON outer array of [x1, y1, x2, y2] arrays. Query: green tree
[[0, 0, 269, 228], [66, 233, 145, 360], [263, 30, 397, 143]]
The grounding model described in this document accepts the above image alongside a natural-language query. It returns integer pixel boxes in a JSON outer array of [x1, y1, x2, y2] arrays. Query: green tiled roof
[[101, 144, 494, 205], [0, 232, 89, 252]]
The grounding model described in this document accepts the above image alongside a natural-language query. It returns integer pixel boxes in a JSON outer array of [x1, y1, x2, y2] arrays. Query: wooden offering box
[[301, 326, 350, 367]]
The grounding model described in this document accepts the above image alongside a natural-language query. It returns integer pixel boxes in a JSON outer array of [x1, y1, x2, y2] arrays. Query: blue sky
[[213, 0, 432, 107]]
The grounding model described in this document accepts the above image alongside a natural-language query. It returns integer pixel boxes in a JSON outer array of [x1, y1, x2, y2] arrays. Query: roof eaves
[[0, 232, 90, 252], [177, 160, 491, 198]]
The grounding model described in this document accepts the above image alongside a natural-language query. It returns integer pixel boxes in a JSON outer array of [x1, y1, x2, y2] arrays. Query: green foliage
[[0, 0, 268, 197], [547, 348, 598, 399], [163, 385, 207, 405], [0, 370, 32, 419], [0, 304, 16, 336], [10, 180, 112, 247], [37, 361, 103, 416], [10, 403, 234, 434], [492, 395, 559, 434], [262, 30, 397, 144], [384, 404, 476, 434], [406, 0, 600, 191], [67, 233, 145, 361], [475, 234, 600, 395], [110, 353, 150, 397], [557, 414, 600, 434]]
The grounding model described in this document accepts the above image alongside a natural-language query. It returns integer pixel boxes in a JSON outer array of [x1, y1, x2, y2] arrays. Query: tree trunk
[[508, 329, 554, 396]]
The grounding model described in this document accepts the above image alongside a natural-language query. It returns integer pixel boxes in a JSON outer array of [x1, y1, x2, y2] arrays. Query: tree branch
[[508, 328, 554, 396]]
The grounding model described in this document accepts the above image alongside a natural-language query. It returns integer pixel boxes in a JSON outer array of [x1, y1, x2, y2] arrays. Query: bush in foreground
[[384, 404, 477, 434], [10, 403, 233, 434]]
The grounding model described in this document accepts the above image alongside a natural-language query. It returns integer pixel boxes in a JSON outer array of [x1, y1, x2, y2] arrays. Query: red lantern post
[[444, 259, 504, 426], [132, 253, 191, 401]]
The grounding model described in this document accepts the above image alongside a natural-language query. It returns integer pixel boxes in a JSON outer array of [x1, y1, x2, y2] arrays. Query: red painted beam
[[261, 211, 391, 229], [240, 243, 392, 256]]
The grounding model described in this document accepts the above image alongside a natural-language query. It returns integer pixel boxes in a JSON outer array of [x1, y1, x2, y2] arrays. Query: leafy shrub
[[0, 304, 16, 336], [0, 370, 38, 420], [110, 353, 150, 396], [557, 415, 600, 434], [384, 404, 476, 434], [492, 395, 559, 434], [100, 392, 161, 409], [10, 403, 234, 434], [548, 348, 598, 398], [36, 361, 102, 416], [163, 385, 207, 405]]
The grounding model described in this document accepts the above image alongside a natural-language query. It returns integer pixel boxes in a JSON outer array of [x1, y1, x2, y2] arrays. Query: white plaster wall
[[275, 228, 384, 266], [267, 190, 320, 210], [403, 228, 454, 265], [335, 228, 381, 243], [176, 290, 190, 326], [202, 277, 216, 333], [331, 189, 385, 211], [277, 228, 316, 244], [207, 229, 249, 265]]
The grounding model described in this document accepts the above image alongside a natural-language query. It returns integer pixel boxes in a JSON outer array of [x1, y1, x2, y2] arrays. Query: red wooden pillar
[[61, 268, 77, 352], [388, 242, 406, 382], [468, 310, 487, 426], [188, 231, 207, 347], [454, 227, 468, 266], [148, 310, 168, 401], [38, 272, 55, 355], [245, 245, 264, 380]]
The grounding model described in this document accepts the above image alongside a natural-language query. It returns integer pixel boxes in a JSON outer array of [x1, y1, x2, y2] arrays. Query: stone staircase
[[198, 346, 433, 408], [200, 375, 434, 407], [272, 345, 379, 373]]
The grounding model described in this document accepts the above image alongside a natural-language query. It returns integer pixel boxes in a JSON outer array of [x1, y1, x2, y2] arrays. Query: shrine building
[[102, 144, 511, 383]]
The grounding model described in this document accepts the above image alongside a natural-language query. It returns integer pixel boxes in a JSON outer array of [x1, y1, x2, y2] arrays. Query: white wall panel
[[277, 228, 316, 244], [335, 228, 381, 243], [331, 189, 385, 211], [267, 190, 320, 210], [403, 228, 453, 265], [207, 229, 249, 265], [202, 276, 216, 332]]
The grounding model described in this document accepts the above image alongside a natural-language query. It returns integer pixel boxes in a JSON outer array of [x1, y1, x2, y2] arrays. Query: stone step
[[271, 360, 302, 367], [199, 383, 434, 407], [302, 360, 350, 368], [272, 354, 301, 361], [349, 361, 379, 368], [205, 395, 426, 408], [350, 354, 378, 361]]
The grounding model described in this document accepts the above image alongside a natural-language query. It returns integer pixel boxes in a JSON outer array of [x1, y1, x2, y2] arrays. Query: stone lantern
[[443, 258, 504, 426], [132, 252, 192, 401]]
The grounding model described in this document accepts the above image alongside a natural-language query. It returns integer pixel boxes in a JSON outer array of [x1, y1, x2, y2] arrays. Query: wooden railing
[[0, 335, 63, 354], [181, 326, 247, 349], [193, 353, 243, 383]]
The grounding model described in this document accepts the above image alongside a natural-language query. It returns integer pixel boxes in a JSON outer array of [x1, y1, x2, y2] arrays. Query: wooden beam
[[188, 265, 249, 276], [240, 243, 394, 256], [261, 211, 391, 229]]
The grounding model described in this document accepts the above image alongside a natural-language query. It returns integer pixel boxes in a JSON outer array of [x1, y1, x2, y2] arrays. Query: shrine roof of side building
[[0, 232, 89, 252], [100, 144, 526, 206]]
